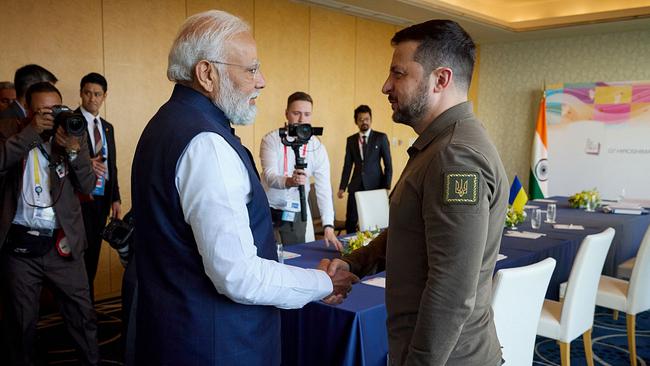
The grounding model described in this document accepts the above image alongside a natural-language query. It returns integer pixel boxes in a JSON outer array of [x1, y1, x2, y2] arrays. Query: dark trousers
[[81, 196, 109, 301], [345, 191, 359, 234], [1, 247, 99, 366], [272, 208, 307, 245]]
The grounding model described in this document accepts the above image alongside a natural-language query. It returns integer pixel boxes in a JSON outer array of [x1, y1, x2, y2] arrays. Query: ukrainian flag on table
[[509, 176, 528, 213]]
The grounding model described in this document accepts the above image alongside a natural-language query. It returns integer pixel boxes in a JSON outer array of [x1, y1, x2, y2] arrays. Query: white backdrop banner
[[545, 81, 650, 200]]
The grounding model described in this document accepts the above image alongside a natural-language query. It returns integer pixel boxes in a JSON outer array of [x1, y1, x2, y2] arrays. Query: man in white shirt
[[260, 92, 342, 248], [131, 10, 358, 365]]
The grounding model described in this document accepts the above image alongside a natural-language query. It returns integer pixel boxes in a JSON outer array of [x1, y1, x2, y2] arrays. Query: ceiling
[[294, 0, 650, 43]]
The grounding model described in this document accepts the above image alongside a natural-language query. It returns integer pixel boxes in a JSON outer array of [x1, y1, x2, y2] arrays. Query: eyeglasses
[[209, 60, 261, 81]]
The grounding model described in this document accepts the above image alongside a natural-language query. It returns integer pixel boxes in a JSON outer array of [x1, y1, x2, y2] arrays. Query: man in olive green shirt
[[321, 20, 508, 366]]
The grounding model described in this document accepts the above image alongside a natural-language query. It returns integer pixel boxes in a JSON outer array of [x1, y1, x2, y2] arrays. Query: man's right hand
[[31, 108, 55, 133], [337, 189, 344, 199], [318, 258, 358, 304], [285, 168, 307, 187]]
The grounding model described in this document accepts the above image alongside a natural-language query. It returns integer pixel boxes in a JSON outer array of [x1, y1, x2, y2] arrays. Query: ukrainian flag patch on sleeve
[[444, 172, 479, 205]]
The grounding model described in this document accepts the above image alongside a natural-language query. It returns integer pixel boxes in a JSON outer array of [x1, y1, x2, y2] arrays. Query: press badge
[[92, 175, 106, 196], [55, 163, 66, 178], [281, 211, 296, 222]]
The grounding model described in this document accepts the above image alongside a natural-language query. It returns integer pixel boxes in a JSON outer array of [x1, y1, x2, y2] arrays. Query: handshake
[[318, 258, 359, 305]]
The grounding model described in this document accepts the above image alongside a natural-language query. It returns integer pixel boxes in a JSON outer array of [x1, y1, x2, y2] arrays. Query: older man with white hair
[[131, 10, 358, 365]]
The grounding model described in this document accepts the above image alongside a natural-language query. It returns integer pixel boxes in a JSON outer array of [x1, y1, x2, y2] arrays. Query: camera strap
[[283, 144, 308, 176]]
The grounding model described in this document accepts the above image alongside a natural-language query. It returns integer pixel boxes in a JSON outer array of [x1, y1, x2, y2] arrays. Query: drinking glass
[[530, 208, 542, 229], [585, 196, 596, 212], [546, 203, 557, 223]]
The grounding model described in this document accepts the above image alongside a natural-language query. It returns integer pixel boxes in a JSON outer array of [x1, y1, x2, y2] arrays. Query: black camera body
[[50, 105, 86, 136], [102, 212, 134, 251], [279, 123, 323, 145]]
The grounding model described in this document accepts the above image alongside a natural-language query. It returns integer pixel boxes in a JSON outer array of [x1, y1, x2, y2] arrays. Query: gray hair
[[0, 81, 14, 90], [167, 10, 250, 83]]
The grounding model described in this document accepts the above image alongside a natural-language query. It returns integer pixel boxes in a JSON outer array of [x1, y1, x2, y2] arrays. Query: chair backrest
[[355, 189, 389, 231], [492, 258, 556, 366], [627, 226, 650, 314], [560, 227, 615, 341]]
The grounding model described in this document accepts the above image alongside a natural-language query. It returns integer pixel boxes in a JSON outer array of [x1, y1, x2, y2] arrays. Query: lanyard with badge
[[25, 144, 65, 221], [23, 144, 72, 256], [280, 144, 308, 221]]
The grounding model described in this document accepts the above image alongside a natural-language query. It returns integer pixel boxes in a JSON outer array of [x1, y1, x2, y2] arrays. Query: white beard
[[213, 74, 258, 126]]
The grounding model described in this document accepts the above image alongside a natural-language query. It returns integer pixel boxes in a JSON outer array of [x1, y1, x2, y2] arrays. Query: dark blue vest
[[132, 84, 280, 365]]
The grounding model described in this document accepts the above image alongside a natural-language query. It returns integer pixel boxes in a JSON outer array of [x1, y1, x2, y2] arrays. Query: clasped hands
[[318, 258, 359, 305]]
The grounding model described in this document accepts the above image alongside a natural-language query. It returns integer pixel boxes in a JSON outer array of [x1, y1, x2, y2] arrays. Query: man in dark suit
[[0, 64, 57, 121], [338, 105, 392, 233], [0, 82, 99, 365], [76, 72, 121, 300]]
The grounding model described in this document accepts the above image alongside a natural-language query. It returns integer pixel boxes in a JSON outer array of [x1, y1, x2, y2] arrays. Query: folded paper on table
[[553, 224, 584, 230], [497, 254, 507, 261], [363, 277, 386, 288], [504, 230, 546, 239], [282, 251, 301, 260]]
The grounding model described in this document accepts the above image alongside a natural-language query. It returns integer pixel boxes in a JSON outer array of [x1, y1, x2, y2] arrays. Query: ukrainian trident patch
[[444, 172, 479, 205]]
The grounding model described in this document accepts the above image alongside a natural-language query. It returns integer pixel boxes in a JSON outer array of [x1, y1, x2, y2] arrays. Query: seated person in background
[[0, 82, 99, 365], [260, 92, 342, 249]]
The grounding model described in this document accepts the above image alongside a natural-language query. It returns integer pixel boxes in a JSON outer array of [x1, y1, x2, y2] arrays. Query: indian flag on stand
[[529, 95, 549, 199]]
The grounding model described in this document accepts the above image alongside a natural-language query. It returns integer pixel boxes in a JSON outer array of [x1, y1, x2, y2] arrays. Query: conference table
[[280, 197, 650, 366]]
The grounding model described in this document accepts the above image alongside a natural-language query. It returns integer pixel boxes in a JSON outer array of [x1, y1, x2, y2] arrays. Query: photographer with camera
[[260, 92, 342, 250], [0, 82, 99, 365]]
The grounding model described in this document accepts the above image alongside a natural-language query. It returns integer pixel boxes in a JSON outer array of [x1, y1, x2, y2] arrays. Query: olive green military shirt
[[344, 102, 508, 366]]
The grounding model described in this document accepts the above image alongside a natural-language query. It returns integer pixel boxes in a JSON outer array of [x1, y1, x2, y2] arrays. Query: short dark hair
[[25, 82, 62, 110], [80, 72, 108, 92], [354, 105, 372, 121], [0, 81, 14, 90], [392, 19, 475, 91], [14, 64, 58, 98], [287, 91, 313, 108]]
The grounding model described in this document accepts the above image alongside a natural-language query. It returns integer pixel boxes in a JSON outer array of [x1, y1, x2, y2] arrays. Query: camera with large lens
[[50, 105, 86, 136], [279, 123, 323, 145]]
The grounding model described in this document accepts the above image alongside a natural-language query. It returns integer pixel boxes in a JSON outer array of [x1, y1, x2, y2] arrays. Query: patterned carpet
[[27, 299, 650, 365], [534, 307, 650, 365]]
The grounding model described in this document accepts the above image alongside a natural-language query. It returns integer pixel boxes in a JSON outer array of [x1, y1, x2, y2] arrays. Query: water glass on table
[[530, 208, 542, 230], [546, 203, 557, 223]]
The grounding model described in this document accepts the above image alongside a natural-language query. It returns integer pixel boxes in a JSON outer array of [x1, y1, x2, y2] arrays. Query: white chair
[[537, 228, 615, 366], [617, 257, 635, 279], [355, 189, 389, 232], [596, 226, 650, 366], [492, 258, 556, 366]]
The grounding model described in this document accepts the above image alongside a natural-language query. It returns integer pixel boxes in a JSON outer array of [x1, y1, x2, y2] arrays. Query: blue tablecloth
[[280, 197, 650, 366]]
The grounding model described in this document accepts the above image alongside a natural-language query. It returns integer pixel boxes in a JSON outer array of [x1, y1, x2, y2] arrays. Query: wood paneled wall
[[0, 0, 480, 298]]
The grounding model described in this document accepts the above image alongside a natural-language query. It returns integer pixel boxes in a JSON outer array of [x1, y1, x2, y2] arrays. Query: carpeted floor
[[534, 307, 650, 365], [27, 299, 650, 365]]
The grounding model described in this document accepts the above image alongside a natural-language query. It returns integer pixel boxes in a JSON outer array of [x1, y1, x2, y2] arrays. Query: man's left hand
[[323, 226, 343, 251], [55, 127, 81, 152], [112, 201, 122, 219]]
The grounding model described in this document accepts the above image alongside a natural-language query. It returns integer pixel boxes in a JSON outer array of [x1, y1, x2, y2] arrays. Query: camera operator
[[0, 82, 99, 365], [260, 91, 342, 250]]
